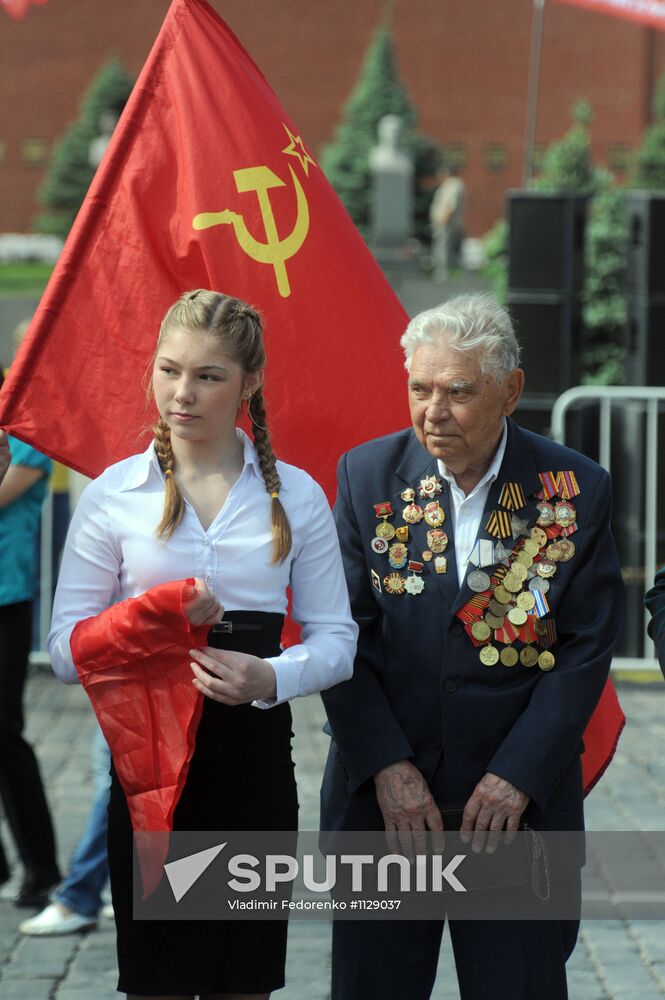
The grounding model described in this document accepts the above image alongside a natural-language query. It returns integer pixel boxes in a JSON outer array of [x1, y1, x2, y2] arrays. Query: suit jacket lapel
[[451, 420, 542, 617]]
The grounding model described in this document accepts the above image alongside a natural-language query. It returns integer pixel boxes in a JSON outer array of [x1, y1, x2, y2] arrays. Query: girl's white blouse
[[48, 430, 357, 706]]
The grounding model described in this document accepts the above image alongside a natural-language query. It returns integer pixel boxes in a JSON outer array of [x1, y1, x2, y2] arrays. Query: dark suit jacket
[[320, 419, 625, 835], [645, 569, 665, 679]]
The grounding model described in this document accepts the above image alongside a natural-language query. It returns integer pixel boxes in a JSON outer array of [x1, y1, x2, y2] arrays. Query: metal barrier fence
[[552, 385, 665, 672]]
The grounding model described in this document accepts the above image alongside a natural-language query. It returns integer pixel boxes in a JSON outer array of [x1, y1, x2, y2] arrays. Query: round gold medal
[[554, 501, 576, 528], [536, 560, 557, 579], [520, 646, 539, 667], [545, 543, 563, 561], [538, 651, 556, 671], [500, 646, 519, 667], [524, 539, 540, 557], [511, 563, 529, 583], [557, 539, 575, 562], [503, 574, 522, 594], [515, 551, 533, 569], [516, 592, 536, 612], [471, 621, 491, 642], [530, 527, 548, 548], [479, 645, 500, 666], [423, 502, 445, 527], [507, 607, 528, 626], [375, 521, 396, 540], [489, 599, 510, 616], [485, 613, 505, 629], [494, 585, 512, 604], [402, 503, 423, 524]]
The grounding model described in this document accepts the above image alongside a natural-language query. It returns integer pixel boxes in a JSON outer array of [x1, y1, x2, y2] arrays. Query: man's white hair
[[400, 295, 521, 382]]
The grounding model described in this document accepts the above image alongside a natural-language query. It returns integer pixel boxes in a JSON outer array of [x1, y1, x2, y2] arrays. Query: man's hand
[[374, 760, 444, 856], [461, 772, 529, 854], [0, 430, 10, 486], [182, 577, 223, 628], [189, 647, 277, 705]]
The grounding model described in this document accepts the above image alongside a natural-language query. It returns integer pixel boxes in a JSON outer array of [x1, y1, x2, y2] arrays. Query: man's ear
[[503, 369, 525, 416]]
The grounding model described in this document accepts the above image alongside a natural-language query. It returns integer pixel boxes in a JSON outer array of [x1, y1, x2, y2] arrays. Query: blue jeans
[[56, 725, 110, 918]]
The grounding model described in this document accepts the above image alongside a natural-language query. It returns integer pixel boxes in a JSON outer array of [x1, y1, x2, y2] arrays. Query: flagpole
[[523, 0, 546, 185]]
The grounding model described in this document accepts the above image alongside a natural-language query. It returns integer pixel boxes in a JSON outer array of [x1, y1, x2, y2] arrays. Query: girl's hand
[[189, 647, 277, 705], [182, 578, 224, 628]]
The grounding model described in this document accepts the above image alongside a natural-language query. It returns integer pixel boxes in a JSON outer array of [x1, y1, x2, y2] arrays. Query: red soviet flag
[[0, 0, 48, 19], [554, 0, 665, 29], [0, 0, 409, 500]]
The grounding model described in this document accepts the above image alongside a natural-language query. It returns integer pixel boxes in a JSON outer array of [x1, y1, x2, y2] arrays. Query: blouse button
[[202, 538, 209, 546]]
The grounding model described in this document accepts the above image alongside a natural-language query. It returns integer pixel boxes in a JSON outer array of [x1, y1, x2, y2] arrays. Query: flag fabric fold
[[0, 0, 48, 20], [70, 578, 210, 895], [554, 0, 665, 30]]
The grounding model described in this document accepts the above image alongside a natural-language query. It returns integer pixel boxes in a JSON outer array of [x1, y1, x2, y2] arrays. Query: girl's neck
[[170, 425, 244, 478]]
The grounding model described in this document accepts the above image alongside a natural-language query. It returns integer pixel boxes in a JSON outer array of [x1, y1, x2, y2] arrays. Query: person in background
[[429, 164, 466, 282], [0, 424, 61, 906], [644, 571, 665, 679]]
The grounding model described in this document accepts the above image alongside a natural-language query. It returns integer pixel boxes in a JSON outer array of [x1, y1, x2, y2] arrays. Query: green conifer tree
[[634, 73, 665, 190], [321, 26, 441, 241], [34, 59, 134, 237]]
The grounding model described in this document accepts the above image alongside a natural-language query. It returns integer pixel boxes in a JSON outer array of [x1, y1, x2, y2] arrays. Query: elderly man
[[321, 296, 625, 1000]]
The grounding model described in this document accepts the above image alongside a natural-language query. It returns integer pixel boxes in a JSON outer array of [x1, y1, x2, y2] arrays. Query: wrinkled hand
[[374, 759, 444, 857], [0, 430, 10, 486], [182, 577, 223, 628], [461, 772, 529, 854], [189, 647, 277, 705]]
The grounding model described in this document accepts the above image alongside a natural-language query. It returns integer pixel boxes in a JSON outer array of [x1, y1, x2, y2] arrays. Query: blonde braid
[[249, 388, 292, 564], [153, 417, 186, 540]]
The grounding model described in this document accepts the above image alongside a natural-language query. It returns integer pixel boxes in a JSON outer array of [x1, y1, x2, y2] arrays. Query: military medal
[[402, 502, 423, 524], [395, 525, 409, 543], [529, 576, 550, 594], [538, 651, 556, 671], [520, 646, 539, 667], [503, 573, 522, 594], [371, 569, 382, 594], [536, 559, 557, 579], [554, 501, 576, 528], [536, 502, 555, 527], [467, 569, 491, 593], [500, 646, 519, 667], [531, 527, 548, 548], [374, 502, 396, 540], [523, 539, 540, 558], [507, 607, 528, 626], [493, 540, 512, 566], [404, 561, 426, 595], [494, 584, 512, 604], [400, 487, 415, 502], [489, 598, 510, 616], [434, 556, 448, 574], [423, 501, 445, 527], [384, 572, 406, 595], [557, 538, 575, 561], [427, 529, 448, 553], [388, 542, 408, 569], [516, 592, 536, 612], [479, 645, 500, 666], [545, 542, 563, 561], [485, 509, 512, 539], [471, 621, 491, 642], [485, 613, 505, 629], [422, 550, 433, 562], [469, 539, 495, 568], [419, 474, 442, 499], [371, 537, 389, 554]]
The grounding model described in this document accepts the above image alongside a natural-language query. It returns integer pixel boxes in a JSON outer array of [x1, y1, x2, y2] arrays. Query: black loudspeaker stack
[[625, 192, 665, 386], [506, 192, 588, 398]]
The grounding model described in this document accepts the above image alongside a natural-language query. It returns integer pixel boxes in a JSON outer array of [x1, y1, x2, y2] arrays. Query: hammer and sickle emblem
[[193, 164, 309, 298]]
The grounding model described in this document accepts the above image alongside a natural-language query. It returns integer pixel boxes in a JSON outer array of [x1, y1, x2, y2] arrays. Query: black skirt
[[107, 611, 298, 996]]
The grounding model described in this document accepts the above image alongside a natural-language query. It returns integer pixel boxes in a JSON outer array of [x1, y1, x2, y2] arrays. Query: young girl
[[48, 290, 357, 1000]]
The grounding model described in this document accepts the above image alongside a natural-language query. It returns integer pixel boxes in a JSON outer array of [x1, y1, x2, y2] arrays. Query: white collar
[[118, 427, 263, 493]]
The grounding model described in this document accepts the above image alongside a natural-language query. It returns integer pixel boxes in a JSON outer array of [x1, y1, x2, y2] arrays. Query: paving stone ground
[[1, 669, 664, 1000]]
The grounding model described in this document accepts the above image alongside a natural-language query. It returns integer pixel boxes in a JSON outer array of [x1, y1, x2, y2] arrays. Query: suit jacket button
[[444, 680, 457, 693], [451, 622, 464, 636]]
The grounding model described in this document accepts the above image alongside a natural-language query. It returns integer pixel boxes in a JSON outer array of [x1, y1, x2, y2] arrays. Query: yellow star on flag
[[282, 124, 317, 176]]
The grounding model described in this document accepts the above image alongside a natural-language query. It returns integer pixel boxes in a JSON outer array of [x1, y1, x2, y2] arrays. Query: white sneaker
[[19, 903, 97, 936]]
